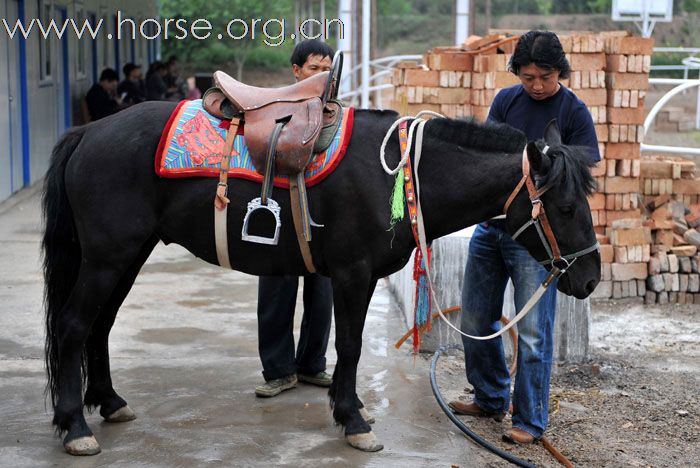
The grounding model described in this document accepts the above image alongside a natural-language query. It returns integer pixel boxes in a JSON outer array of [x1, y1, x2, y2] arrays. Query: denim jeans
[[460, 219, 557, 438]]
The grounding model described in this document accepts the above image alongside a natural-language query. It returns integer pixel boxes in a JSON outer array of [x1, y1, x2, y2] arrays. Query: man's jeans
[[461, 220, 557, 438]]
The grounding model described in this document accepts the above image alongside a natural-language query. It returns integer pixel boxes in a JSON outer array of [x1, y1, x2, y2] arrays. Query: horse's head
[[505, 121, 601, 299]]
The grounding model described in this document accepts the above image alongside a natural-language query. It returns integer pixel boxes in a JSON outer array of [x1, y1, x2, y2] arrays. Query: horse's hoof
[[105, 405, 136, 423], [359, 407, 375, 424], [64, 436, 101, 456], [346, 431, 383, 452]]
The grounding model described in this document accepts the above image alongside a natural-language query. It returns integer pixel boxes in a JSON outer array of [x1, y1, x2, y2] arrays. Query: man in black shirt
[[117, 63, 145, 106], [85, 68, 121, 121], [254, 40, 335, 398]]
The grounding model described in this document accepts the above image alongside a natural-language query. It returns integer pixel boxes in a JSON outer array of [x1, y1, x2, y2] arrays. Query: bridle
[[503, 146, 600, 276], [379, 114, 599, 341]]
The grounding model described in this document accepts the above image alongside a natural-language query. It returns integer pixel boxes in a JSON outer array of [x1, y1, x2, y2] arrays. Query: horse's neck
[[417, 144, 524, 241]]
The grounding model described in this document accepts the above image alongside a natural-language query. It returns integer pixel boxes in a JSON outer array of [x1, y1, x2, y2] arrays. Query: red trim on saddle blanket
[[154, 100, 189, 177]]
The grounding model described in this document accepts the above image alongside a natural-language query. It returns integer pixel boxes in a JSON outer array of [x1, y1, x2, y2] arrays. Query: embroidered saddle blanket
[[155, 99, 354, 188]]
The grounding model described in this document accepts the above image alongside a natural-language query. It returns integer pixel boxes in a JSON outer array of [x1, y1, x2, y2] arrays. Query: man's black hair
[[290, 39, 334, 67], [122, 62, 140, 78], [99, 68, 119, 82], [509, 31, 570, 79]]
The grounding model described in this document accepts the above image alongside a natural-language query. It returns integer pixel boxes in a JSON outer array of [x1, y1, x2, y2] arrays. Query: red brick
[[427, 52, 474, 71], [606, 210, 641, 225], [595, 124, 608, 142], [607, 107, 646, 125], [611, 262, 648, 281], [431, 88, 471, 104], [673, 179, 700, 195], [605, 143, 641, 160], [591, 161, 606, 177], [568, 53, 606, 71], [588, 193, 605, 210], [610, 227, 652, 246], [605, 177, 641, 194], [606, 36, 655, 55], [573, 88, 607, 106], [600, 244, 614, 263], [605, 73, 649, 90], [404, 69, 439, 87]]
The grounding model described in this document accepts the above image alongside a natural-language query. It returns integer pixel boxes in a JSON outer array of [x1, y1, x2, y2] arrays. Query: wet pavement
[[0, 188, 500, 467]]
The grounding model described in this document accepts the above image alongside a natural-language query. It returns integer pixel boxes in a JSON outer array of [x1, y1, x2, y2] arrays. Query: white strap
[[215, 205, 232, 269]]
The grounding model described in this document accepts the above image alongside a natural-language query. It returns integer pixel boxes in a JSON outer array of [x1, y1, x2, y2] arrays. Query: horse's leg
[[54, 248, 146, 456], [83, 235, 159, 423], [331, 273, 382, 451], [328, 279, 377, 427]]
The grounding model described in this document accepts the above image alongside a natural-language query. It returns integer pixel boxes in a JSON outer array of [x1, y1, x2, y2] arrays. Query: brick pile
[[640, 156, 700, 303], [589, 34, 654, 299], [391, 34, 519, 119]]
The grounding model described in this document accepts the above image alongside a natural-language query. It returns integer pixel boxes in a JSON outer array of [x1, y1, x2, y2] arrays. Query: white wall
[[0, 0, 159, 201]]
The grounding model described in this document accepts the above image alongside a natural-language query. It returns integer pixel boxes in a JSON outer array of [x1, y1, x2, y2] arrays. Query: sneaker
[[255, 374, 297, 398], [298, 370, 332, 387]]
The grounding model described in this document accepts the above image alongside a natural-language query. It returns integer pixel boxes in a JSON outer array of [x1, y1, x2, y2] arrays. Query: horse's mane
[[424, 116, 596, 200], [426, 117, 526, 154]]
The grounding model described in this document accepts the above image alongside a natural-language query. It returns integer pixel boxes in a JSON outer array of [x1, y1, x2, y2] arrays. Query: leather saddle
[[203, 71, 333, 176]]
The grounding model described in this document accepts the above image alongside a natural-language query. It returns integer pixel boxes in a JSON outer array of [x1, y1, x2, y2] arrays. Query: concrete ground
[[0, 188, 499, 467]]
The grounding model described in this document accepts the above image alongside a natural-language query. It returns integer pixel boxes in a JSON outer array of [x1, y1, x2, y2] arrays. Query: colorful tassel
[[412, 247, 432, 353], [389, 171, 405, 227]]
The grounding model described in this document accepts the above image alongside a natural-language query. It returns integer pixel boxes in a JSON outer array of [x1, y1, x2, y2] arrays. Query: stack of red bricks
[[596, 219, 650, 299], [596, 35, 653, 230], [391, 34, 519, 119]]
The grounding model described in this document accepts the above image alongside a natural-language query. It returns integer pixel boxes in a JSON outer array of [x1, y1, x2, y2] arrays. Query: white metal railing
[[650, 47, 700, 79], [338, 54, 423, 107], [643, 77, 700, 156]]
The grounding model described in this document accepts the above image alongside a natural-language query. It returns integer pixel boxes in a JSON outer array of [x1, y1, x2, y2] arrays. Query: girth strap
[[213, 117, 241, 269]]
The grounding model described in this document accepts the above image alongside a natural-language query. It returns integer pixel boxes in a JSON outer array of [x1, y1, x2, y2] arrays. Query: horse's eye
[[558, 205, 574, 217]]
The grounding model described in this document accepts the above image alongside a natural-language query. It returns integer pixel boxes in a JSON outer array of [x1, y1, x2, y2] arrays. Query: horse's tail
[[42, 126, 86, 409]]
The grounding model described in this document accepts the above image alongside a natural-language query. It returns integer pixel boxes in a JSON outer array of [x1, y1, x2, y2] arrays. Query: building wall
[[0, 0, 159, 202]]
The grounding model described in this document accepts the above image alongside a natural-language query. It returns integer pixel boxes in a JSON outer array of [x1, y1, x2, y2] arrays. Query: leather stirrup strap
[[214, 117, 241, 269], [289, 175, 316, 273], [261, 121, 285, 205]]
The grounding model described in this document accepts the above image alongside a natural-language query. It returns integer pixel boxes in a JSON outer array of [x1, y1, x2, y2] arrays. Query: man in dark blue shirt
[[449, 31, 600, 444]]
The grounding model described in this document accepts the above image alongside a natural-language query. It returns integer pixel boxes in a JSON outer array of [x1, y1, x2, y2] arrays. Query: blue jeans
[[460, 220, 557, 438]]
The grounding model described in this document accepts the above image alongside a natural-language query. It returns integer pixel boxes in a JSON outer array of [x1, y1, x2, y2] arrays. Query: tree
[[161, 0, 292, 78]]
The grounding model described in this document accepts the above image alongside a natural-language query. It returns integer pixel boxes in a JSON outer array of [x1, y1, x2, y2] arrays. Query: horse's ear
[[544, 119, 562, 146], [526, 141, 551, 175]]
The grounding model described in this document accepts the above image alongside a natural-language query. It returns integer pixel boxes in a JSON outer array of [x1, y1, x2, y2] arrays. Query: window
[[38, 0, 52, 82]]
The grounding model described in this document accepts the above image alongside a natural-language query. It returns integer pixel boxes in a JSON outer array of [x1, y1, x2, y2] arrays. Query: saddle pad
[[155, 99, 354, 188]]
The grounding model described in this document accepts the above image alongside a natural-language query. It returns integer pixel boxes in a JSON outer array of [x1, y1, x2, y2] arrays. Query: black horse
[[43, 101, 600, 455]]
